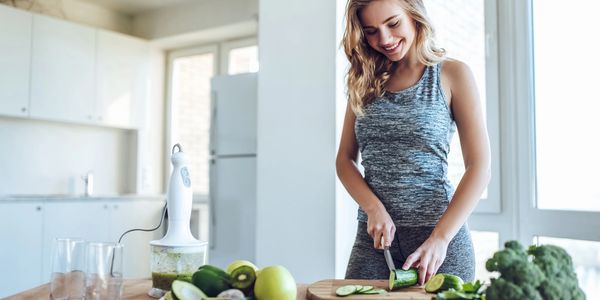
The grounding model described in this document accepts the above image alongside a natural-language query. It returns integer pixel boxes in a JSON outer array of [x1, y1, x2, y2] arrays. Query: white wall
[[257, 0, 341, 283], [0, 117, 134, 195], [132, 0, 258, 40], [0, 0, 132, 34], [333, 0, 359, 280]]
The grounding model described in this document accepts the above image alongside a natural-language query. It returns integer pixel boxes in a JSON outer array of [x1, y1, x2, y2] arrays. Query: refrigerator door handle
[[209, 90, 218, 156], [209, 158, 216, 250]]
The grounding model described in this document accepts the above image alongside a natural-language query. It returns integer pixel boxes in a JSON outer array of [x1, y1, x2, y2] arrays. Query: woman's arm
[[336, 104, 396, 249], [402, 60, 492, 284]]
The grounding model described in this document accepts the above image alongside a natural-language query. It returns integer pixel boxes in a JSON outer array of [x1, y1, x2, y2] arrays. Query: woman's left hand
[[401, 236, 449, 285]]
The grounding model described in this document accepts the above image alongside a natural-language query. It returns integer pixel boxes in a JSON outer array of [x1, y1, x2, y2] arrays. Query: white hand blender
[[148, 144, 208, 298]]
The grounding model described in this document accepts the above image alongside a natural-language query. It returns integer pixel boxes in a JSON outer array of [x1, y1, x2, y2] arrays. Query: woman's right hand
[[366, 206, 396, 249]]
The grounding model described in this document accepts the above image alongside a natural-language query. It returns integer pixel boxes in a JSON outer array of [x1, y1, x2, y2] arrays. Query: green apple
[[254, 265, 296, 300]]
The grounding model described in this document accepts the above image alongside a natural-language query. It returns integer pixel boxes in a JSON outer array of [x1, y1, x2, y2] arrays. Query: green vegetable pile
[[485, 240, 586, 300]]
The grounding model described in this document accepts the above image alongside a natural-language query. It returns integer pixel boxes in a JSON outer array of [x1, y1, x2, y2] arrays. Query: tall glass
[[85, 242, 124, 300], [50, 238, 86, 300]]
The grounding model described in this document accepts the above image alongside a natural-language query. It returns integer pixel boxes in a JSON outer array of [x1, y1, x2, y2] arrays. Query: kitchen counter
[[0, 194, 166, 201], [4, 279, 309, 300]]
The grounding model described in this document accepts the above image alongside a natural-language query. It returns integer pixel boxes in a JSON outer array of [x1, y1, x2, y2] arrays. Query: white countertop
[[0, 194, 166, 201]]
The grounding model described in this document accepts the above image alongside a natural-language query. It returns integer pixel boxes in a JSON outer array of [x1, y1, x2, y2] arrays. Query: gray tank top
[[354, 62, 456, 227]]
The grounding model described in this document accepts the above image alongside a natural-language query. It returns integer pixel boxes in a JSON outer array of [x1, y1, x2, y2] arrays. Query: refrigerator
[[208, 73, 257, 269]]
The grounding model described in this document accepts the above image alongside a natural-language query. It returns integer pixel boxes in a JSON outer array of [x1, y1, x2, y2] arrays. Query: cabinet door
[[42, 201, 110, 282], [108, 200, 165, 278], [0, 5, 31, 118], [30, 14, 95, 124], [0, 202, 44, 297], [96, 30, 148, 129]]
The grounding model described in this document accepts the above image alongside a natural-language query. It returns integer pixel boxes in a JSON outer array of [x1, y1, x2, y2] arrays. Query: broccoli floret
[[529, 244, 586, 300], [486, 277, 543, 300], [484, 241, 586, 300], [528, 244, 574, 277], [485, 241, 545, 287]]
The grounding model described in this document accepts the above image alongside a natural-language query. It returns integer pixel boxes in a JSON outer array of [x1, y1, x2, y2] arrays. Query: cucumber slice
[[361, 288, 387, 294], [358, 285, 374, 293], [172, 280, 207, 300], [335, 285, 358, 297], [425, 274, 446, 293]]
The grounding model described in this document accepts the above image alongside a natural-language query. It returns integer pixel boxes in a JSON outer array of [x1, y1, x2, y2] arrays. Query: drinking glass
[[85, 242, 124, 300], [50, 238, 86, 300]]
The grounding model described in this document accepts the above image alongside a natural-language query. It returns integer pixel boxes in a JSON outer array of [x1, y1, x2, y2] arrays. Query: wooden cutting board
[[307, 279, 432, 300]]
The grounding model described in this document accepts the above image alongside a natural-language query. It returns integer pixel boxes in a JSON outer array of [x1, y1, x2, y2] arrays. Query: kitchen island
[[4, 279, 309, 300]]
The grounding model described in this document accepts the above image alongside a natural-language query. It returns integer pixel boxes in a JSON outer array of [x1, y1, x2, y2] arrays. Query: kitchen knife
[[384, 246, 396, 272]]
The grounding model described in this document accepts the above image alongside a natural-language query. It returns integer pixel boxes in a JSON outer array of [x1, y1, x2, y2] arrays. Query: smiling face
[[359, 0, 417, 62]]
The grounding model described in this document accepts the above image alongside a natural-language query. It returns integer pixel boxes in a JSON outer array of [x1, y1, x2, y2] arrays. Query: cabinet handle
[[113, 204, 118, 209], [21, 107, 27, 113], [103, 204, 109, 209], [36, 206, 42, 211]]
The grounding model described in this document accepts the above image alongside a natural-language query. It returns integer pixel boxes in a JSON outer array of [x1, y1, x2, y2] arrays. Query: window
[[228, 46, 259, 75], [425, 0, 500, 212], [532, 0, 600, 212], [471, 231, 499, 281], [219, 37, 259, 75], [506, 1, 600, 298], [167, 38, 259, 200], [167, 46, 217, 197]]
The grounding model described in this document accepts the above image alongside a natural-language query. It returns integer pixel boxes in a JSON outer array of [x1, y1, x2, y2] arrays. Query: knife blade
[[384, 246, 396, 272]]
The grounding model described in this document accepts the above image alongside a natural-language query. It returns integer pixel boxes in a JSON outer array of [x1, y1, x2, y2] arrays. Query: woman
[[336, 0, 491, 285]]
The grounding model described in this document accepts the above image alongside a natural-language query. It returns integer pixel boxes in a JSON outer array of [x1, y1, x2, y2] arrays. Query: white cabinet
[[30, 14, 96, 124], [96, 30, 149, 129], [3, 10, 150, 129], [108, 200, 165, 278], [0, 5, 32, 118], [0, 201, 44, 298]]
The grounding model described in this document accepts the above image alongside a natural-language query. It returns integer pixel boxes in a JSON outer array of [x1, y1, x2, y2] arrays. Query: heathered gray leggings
[[345, 221, 475, 282]]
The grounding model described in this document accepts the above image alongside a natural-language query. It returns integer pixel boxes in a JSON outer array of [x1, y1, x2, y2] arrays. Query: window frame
[[473, 0, 502, 214]]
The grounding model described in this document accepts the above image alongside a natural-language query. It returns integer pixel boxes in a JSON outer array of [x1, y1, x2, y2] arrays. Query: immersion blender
[[148, 144, 208, 298]]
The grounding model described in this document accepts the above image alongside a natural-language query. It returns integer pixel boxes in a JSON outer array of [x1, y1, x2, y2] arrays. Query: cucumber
[[191, 265, 232, 297], [425, 274, 464, 293], [388, 268, 418, 290], [230, 265, 256, 293], [172, 280, 207, 300], [335, 285, 358, 297]]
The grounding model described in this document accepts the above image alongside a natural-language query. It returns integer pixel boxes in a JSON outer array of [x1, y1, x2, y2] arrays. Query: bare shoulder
[[442, 58, 474, 83]]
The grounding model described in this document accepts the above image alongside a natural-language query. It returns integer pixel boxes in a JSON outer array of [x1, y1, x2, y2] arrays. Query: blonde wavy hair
[[342, 0, 446, 116]]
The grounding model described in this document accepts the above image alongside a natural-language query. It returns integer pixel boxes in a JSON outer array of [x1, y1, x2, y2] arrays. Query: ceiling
[[78, 0, 197, 15]]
